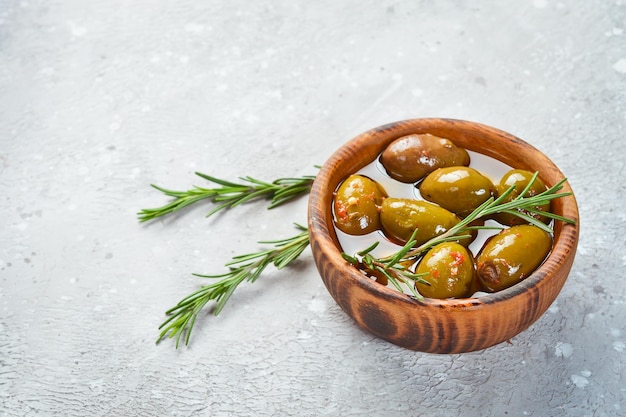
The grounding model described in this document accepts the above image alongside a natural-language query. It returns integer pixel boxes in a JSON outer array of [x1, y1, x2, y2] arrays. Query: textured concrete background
[[1, 0, 625, 416]]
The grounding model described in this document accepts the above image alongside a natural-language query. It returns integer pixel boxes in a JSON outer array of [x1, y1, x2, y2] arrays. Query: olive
[[419, 166, 496, 217], [371, 270, 388, 286], [380, 198, 468, 247], [333, 174, 387, 235], [494, 169, 551, 226], [415, 242, 475, 299], [476, 225, 552, 292], [380, 134, 470, 183]]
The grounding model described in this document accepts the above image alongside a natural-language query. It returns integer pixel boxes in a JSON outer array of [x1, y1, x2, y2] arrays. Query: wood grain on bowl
[[308, 118, 579, 353]]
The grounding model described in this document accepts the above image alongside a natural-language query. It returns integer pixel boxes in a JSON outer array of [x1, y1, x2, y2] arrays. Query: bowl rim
[[308, 117, 579, 310]]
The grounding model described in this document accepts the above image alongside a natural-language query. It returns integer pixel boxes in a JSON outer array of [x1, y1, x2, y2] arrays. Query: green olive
[[380, 198, 468, 247], [415, 242, 475, 299], [476, 225, 552, 292], [333, 174, 387, 235], [494, 169, 551, 226], [419, 166, 496, 217], [380, 134, 470, 183]]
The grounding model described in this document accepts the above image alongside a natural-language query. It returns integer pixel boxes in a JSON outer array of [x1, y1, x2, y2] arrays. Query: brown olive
[[333, 174, 387, 235], [419, 166, 496, 217], [415, 242, 475, 299], [476, 225, 552, 292], [494, 169, 551, 226], [379, 198, 469, 247], [380, 134, 470, 183]]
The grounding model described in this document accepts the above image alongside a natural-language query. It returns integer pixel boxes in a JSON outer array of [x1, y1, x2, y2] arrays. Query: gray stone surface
[[1, 0, 625, 415]]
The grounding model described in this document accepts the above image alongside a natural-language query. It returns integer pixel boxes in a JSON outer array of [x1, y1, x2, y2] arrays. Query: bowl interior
[[308, 118, 579, 353]]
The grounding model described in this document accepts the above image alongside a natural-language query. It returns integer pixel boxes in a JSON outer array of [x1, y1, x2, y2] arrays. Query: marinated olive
[[476, 225, 552, 292], [380, 134, 470, 183], [494, 169, 550, 226], [333, 174, 387, 235], [419, 166, 496, 217], [415, 242, 475, 299], [380, 198, 465, 247]]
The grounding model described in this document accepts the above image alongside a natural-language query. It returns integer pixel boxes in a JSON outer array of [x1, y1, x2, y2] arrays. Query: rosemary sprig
[[138, 172, 316, 222], [342, 229, 430, 299], [406, 173, 574, 257], [157, 224, 310, 348], [343, 173, 576, 294]]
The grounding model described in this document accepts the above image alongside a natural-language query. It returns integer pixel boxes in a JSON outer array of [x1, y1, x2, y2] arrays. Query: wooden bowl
[[307, 118, 579, 353]]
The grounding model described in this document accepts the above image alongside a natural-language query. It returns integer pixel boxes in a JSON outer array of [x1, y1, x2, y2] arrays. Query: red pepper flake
[[335, 202, 348, 220], [431, 270, 440, 279], [450, 251, 465, 266]]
